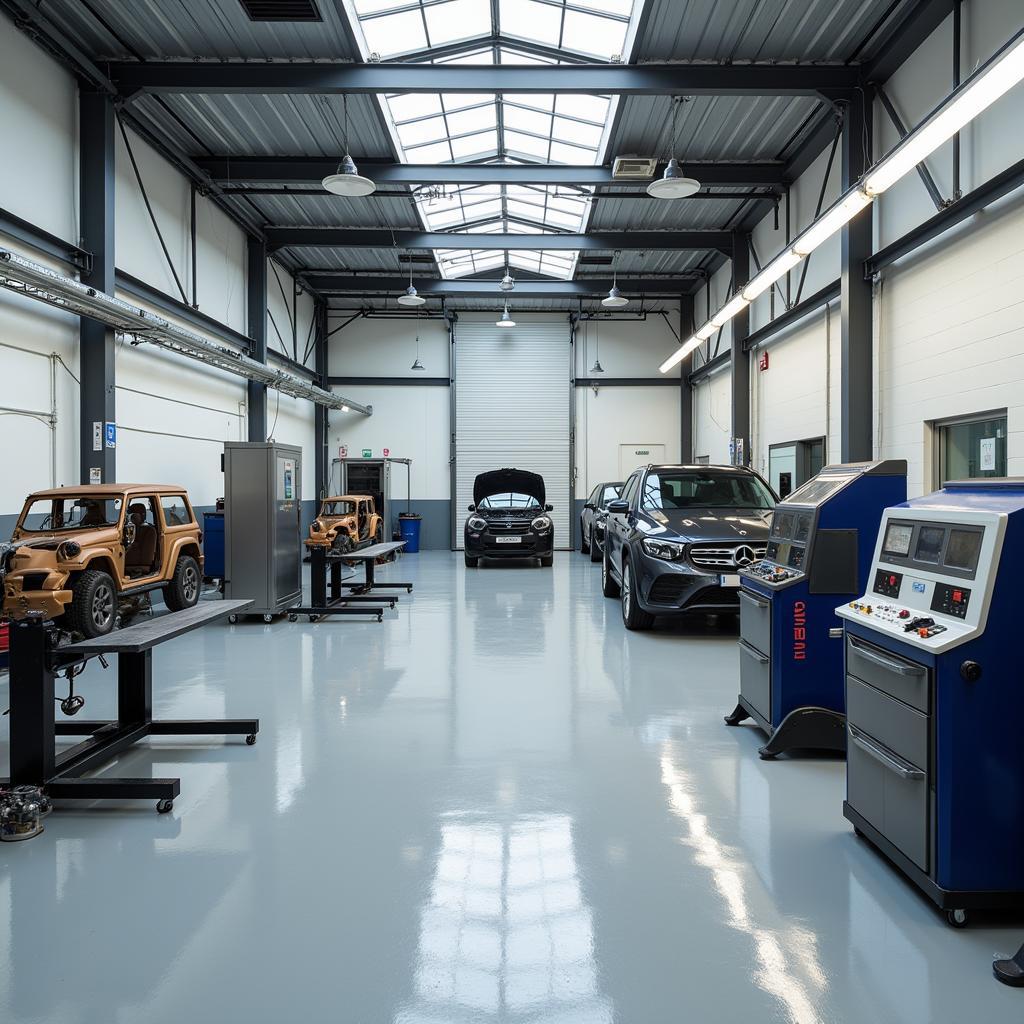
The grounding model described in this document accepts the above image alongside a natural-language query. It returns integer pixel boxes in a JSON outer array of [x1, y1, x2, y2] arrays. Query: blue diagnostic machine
[[836, 478, 1024, 927], [725, 460, 907, 758]]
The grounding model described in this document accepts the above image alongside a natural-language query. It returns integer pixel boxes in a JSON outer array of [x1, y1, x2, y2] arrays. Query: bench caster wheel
[[246, 734, 257, 746], [310, 614, 320, 623], [227, 614, 238, 624], [946, 908, 968, 928], [156, 799, 173, 814], [262, 613, 274, 624], [288, 613, 297, 622]]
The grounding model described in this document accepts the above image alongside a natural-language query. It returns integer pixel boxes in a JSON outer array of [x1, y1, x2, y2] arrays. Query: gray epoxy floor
[[0, 550, 1020, 1023]]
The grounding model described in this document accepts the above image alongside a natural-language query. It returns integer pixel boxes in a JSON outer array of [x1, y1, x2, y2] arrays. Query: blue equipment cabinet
[[725, 460, 907, 758], [836, 478, 1024, 927], [202, 511, 225, 581]]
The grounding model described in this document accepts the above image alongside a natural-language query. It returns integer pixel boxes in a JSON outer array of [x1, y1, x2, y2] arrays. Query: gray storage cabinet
[[224, 442, 302, 617]]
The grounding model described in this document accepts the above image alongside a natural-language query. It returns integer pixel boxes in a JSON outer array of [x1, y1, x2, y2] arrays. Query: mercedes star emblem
[[734, 545, 756, 567]]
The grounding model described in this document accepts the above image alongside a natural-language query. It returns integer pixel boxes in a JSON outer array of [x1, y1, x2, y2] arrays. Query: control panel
[[837, 505, 1005, 653], [744, 560, 803, 584]]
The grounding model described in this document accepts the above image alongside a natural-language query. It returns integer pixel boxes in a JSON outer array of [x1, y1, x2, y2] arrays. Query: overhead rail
[[0, 249, 370, 416]]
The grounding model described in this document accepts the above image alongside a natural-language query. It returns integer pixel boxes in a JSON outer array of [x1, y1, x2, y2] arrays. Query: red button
[[953, 590, 963, 603], [890, 575, 897, 585]]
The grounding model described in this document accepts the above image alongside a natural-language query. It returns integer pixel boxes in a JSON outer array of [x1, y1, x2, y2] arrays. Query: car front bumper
[[631, 549, 741, 614], [3, 572, 73, 620], [465, 530, 554, 559]]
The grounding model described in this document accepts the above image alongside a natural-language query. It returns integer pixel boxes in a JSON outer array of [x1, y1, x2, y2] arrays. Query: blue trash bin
[[398, 513, 422, 553], [203, 511, 225, 578]]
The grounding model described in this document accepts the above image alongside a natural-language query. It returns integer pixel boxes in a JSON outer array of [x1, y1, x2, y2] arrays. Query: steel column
[[79, 90, 116, 485], [314, 298, 329, 499], [840, 95, 874, 462], [247, 236, 268, 441], [730, 233, 751, 467], [679, 294, 695, 462]]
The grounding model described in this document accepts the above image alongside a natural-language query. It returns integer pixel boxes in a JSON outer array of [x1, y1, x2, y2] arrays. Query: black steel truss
[[306, 275, 698, 297]]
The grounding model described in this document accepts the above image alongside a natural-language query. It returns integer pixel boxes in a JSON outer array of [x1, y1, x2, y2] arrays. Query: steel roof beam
[[197, 157, 785, 188], [112, 61, 860, 100], [306, 275, 699, 296], [267, 228, 731, 252]]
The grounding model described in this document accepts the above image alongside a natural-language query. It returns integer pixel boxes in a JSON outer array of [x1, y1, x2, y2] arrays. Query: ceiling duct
[[0, 249, 370, 415], [612, 156, 658, 180]]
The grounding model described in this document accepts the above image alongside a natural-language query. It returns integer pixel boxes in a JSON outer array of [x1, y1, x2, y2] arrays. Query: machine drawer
[[847, 723, 929, 872], [846, 634, 930, 713], [847, 676, 928, 772], [738, 639, 771, 722], [739, 589, 771, 657]]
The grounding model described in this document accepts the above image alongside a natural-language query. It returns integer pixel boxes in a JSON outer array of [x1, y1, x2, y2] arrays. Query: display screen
[[774, 542, 792, 566], [945, 528, 983, 571], [783, 474, 853, 507], [794, 514, 811, 543], [914, 525, 945, 564], [882, 521, 913, 557], [771, 511, 793, 539]]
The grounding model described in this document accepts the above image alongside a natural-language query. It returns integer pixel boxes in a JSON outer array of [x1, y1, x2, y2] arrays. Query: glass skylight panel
[[574, 0, 634, 13], [403, 139, 453, 163], [359, 8, 426, 57], [506, 93, 555, 113], [423, 0, 491, 46], [555, 116, 603, 149], [352, 0, 407, 14], [550, 139, 600, 164], [563, 8, 628, 58], [504, 105, 553, 137], [505, 131, 550, 160], [386, 94, 442, 122], [395, 115, 448, 148], [499, 0, 563, 47], [450, 131, 499, 159], [554, 93, 611, 124], [445, 106, 497, 136]]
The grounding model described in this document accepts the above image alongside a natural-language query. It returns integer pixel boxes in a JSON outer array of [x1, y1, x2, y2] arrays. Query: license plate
[[495, 536, 522, 544], [720, 574, 741, 587]]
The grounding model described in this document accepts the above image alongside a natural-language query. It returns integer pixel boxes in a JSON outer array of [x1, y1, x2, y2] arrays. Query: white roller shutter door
[[454, 321, 571, 549]]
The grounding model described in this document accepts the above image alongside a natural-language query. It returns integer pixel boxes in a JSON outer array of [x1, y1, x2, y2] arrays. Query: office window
[[769, 437, 825, 499], [934, 413, 1007, 485]]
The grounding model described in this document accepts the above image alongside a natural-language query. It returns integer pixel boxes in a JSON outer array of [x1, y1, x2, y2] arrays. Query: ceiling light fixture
[[660, 28, 1024, 375], [410, 334, 425, 371], [647, 98, 701, 199], [322, 95, 376, 197], [397, 252, 426, 307], [602, 255, 629, 308], [500, 265, 515, 292], [496, 303, 515, 328], [589, 315, 604, 373]]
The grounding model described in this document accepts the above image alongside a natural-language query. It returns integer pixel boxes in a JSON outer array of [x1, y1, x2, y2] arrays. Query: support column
[[679, 294, 695, 462], [840, 93, 874, 461], [79, 90, 116, 484], [314, 298, 329, 499], [247, 236, 268, 441], [730, 232, 751, 466]]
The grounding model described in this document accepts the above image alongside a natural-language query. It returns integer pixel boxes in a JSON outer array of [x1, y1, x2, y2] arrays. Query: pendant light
[[500, 264, 515, 292], [602, 256, 629, 309], [397, 254, 426, 307], [322, 95, 376, 197], [589, 315, 604, 374], [496, 303, 515, 328], [647, 98, 700, 200], [410, 334, 425, 371]]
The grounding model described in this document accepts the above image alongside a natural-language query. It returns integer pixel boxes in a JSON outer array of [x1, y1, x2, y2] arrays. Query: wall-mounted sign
[[339, 444, 348, 458], [104, 422, 116, 449], [383, 448, 390, 457], [759, 352, 769, 371], [361, 448, 373, 458], [89, 467, 102, 484], [980, 437, 996, 471], [93, 421, 102, 452]]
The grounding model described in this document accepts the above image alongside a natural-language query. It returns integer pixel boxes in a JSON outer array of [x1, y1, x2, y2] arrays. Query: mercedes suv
[[464, 469, 555, 567], [602, 464, 777, 629]]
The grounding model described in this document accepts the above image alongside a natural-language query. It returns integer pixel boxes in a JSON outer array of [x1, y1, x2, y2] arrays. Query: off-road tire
[[66, 569, 118, 639], [164, 555, 201, 612], [621, 555, 655, 630], [374, 523, 384, 545], [464, 553, 479, 567], [602, 546, 620, 598]]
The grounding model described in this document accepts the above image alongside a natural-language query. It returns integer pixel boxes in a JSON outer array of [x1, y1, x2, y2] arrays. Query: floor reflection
[[397, 813, 612, 1023]]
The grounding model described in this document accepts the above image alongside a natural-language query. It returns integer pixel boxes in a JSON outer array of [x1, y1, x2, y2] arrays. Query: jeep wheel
[[67, 569, 118, 639], [164, 555, 201, 612], [374, 523, 384, 545], [621, 555, 655, 630]]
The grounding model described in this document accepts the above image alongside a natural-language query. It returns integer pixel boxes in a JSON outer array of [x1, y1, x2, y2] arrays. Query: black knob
[[960, 660, 982, 683]]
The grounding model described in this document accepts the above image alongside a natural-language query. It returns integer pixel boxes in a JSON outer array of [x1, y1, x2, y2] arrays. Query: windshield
[[641, 471, 776, 511], [322, 501, 356, 516], [20, 496, 122, 532], [478, 492, 541, 509]]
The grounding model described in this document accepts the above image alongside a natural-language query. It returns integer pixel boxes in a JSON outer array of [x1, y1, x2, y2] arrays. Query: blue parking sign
[[104, 422, 116, 449]]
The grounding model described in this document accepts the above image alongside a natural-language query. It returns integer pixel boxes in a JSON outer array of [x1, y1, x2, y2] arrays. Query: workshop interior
[[2, 0, 1024, 1019]]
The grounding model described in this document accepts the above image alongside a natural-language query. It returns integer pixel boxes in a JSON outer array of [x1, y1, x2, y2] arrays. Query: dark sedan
[[580, 481, 623, 563], [602, 464, 777, 629], [464, 468, 555, 568]]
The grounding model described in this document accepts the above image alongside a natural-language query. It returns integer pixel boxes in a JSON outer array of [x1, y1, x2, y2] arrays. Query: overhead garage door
[[454, 321, 571, 549]]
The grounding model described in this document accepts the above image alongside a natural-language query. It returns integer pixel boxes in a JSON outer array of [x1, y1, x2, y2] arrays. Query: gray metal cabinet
[[224, 442, 302, 617]]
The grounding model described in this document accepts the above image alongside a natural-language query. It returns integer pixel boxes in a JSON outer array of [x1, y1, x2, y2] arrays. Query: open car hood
[[473, 469, 546, 507]]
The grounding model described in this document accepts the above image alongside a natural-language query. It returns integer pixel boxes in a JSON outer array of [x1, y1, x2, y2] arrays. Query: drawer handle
[[848, 726, 925, 781], [739, 590, 769, 609], [829, 627, 844, 639], [848, 637, 924, 677], [738, 639, 769, 665]]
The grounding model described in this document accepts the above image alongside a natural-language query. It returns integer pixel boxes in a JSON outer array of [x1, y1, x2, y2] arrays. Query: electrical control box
[[837, 478, 1024, 920], [727, 460, 907, 757]]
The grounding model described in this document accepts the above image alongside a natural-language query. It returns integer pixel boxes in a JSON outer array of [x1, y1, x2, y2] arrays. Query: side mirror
[[606, 499, 629, 514], [467, 504, 476, 512], [545, 503, 553, 512], [124, 522, 136, 546]]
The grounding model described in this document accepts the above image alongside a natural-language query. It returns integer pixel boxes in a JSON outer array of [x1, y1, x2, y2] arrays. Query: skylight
[[345, 0, 645, 283]]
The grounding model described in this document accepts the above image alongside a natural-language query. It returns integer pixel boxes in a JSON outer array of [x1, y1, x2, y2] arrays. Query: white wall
[[693, 368, 732, 465]]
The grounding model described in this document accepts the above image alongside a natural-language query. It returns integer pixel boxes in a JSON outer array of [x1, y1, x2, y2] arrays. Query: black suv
[[602, 464, 777, 629], [580, 481, 623, 562], [464, 469, 555, 568]]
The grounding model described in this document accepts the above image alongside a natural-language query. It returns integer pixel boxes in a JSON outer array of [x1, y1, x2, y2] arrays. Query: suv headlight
[[531, 515, 552, 532], [312, 520, 323, 532], [467, 516, 487, 531], [642, 538, 686, 561], [57, 540, 81, 561]]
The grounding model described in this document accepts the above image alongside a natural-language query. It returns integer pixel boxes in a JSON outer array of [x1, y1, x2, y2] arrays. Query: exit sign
[[361, 448, 372, 458], [758, 351, 769, 371]]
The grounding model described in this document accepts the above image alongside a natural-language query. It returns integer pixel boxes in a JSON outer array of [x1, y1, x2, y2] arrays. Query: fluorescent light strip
[[660, 25, 1024, 375]]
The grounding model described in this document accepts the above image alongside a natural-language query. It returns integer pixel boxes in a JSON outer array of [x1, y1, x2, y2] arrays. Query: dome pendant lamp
[[322, 95, 376, 197], [410, 334, 426, 371], [647, 97, 700, 200], [589, 316, 604, 373], [496, 303, 515, 328], [602, 259, 629, 309], [397, 254, 426, 307]]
